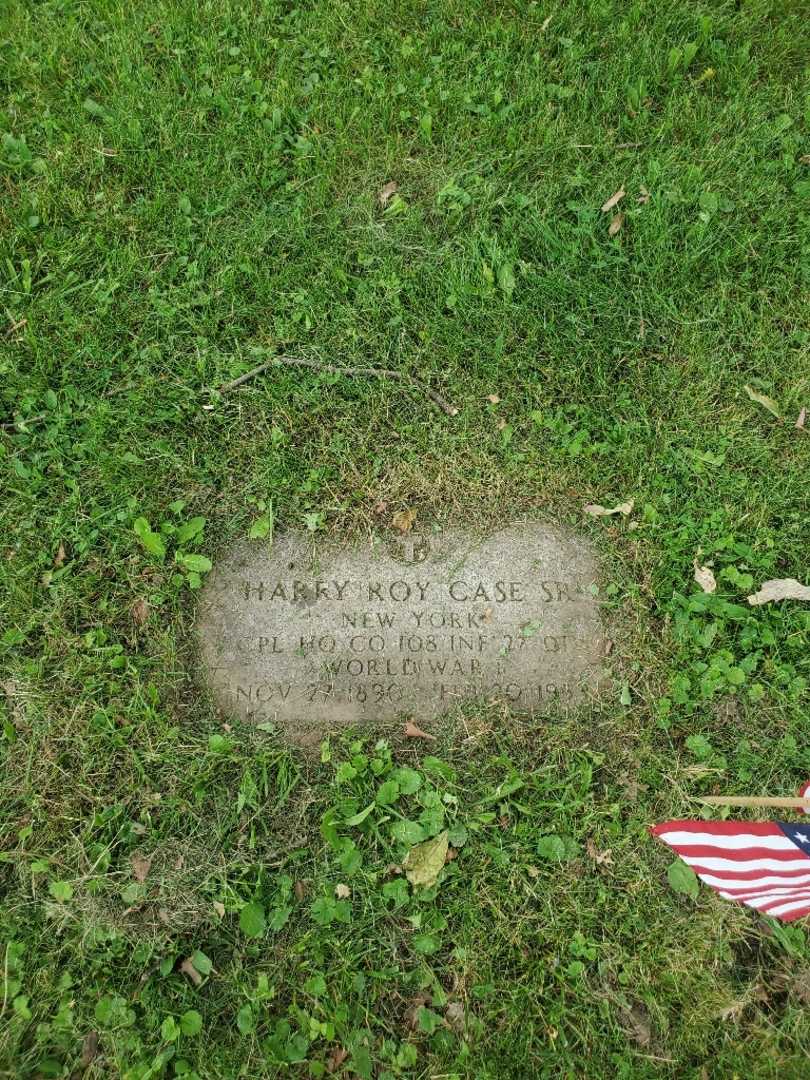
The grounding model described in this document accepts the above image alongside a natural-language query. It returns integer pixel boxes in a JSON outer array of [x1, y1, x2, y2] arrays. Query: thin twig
[[0, 943, 8, 1018], [217, 355, 459, 417], [1, 414, 46, 431], [698, 796, 810, 810]]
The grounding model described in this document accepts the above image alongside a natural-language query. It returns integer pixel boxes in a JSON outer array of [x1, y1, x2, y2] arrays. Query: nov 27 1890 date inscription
[[197, 525, 605, 746]]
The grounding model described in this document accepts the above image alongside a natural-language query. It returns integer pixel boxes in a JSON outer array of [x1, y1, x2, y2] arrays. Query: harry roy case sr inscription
[[197, 524, 605, 746]]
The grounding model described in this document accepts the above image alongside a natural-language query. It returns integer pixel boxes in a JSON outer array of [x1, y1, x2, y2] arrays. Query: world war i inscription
[[197, 523, 605, 746]]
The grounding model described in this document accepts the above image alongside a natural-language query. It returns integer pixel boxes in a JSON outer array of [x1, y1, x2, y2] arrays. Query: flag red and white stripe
[[651, 819, 810, 922]]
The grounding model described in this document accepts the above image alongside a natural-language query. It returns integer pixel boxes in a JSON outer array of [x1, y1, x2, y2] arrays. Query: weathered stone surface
[[197, 523, 605, 746]]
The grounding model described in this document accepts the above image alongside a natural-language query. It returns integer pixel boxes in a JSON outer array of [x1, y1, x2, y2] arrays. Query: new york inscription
[[197, 524, 605, 746]]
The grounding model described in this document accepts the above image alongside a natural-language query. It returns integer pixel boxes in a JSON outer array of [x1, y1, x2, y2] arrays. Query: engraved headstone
[[197, 523, 605, 747]]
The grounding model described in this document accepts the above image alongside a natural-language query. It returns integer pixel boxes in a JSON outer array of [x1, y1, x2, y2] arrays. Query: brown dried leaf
[[584, 499, 634, 517], [747, 578, 810, 606], [486, 394, 501, 404], [53, 541, 67, 568], [405, 991, 432, 1030], [392, 508, 417, 533], [180, 957, 202, 986], [601, 186, 626, 212], [608, 211, 625, 236], [585, 837, 613, 865], [796, 406, 807, 430], [717, 998, 747, 1022], [212, 900, 226, 918], [132, 598, 150, 625], [444, 1001, 466, 1033], [620, 1003, 652, 1047], [378, 181, 398, 207], [444, 846, 458, 863], [787, 971, 810, 1005], [693, 562, 717, 594], [77, 1029, 100, 1070], [404, 720, 436, 740], [131, 852, 152, 883], [294, 879, 307, 901], [335, 882, 351, 899], [327, 1046, 349, 1073]]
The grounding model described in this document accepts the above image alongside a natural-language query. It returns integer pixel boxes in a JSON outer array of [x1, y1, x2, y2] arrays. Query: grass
[[1, 0, 810, 1075]]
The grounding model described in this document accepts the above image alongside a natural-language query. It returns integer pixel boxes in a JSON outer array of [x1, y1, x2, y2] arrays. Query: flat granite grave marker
[[197, 523, 605, 746]]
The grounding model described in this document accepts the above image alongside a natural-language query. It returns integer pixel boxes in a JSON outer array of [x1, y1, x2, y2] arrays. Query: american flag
[[651, 819, 810, 922]]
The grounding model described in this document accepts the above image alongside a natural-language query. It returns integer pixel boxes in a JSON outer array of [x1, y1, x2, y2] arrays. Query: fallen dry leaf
[[53, 541, 66, 568], [131, 852, 152, 883], [405, 991, 432, 1030], [601, 186, 625, 212], [618, 774, 648, 800], [693, 562, 717, 594], [384, 862, 403, 876], [796, 407, 806, 430], [294, 879, 307, 902], [496, 417, 507, 431], [132, 598, 150, 625], [444, 1001, 466, 1033], [486, 394, 501, 404], [747, 578, 810, 606], [392, 508, 417, 533], [638, 186, 650, 204], [682, 763, 722, 780], [620, 1003, 652, 1047], [404, 720, 436, 740], [326, 1046, 349, 1073], [75, 1029, 100, 1072], [378, 180, 398, 207], [584, 499, 634, 517], [744, 384, 780, 419], [716, 998, 747, 1023], [212, 900, 226, 918], [585, 837, 614, 865], [403, 830, 449, 888], [335, 883, 351, 899], [785, 971, 810, 1005], [444, 846, 458, 863], [180, 957, 202, 986], [608, 211, 625, 237]]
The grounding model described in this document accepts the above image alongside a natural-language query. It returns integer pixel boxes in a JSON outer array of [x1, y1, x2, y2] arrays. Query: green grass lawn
[[2, 0, 810, 1075]]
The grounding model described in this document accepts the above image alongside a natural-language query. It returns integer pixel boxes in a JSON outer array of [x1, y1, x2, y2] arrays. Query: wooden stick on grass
[[698, 796, 810, 810], [218, 355, 460, 417]]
